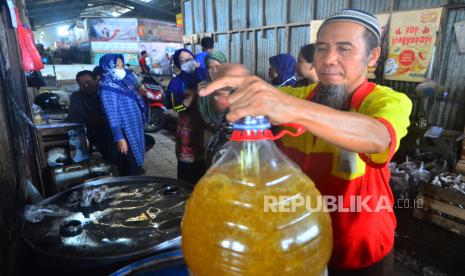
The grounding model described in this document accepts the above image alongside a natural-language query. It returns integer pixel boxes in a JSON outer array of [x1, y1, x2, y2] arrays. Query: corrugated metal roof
[[230, 32, 241, 63], [265, 0, 286, 25], [256, 29, 277, 81], [216, 0, 230, 32], [205, 0, 215, 32], [249, 0, 263, 28], [289, 26, 310, 59], [193, 0, 205, 33], [277, 28, 286, 54], [232, 0, 247, 30], [242, 31, 255, 73], [183, 1, 193, 35], [351, 0, 390, 14], [396, 0, 446, 11], [315, 0, 349, 19], [289, 0, 313, 23], [215, 34, 229, 59], [182, 0, 465, 130]]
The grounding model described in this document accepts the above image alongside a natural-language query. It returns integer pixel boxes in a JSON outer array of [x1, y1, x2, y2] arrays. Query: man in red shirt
[[139, 50, 150, 75], [200, 9, 412, 276]]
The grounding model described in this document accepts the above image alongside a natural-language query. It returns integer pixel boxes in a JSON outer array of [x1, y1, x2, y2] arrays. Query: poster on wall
[[139, 42, 182, 75], [367, 13, 390, 79], [93, 52, 139, 66], [138, 19, 183, 43], [176, 13, 183, 29], [91, 41, 139, 53], [310, 20, 323, 43], [69, 20, 89, 46], [88, 18, 138, 42], [384, 8, 443, 82]]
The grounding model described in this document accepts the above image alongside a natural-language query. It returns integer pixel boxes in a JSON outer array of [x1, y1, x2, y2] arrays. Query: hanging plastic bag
[[15, 8, 44, 71]]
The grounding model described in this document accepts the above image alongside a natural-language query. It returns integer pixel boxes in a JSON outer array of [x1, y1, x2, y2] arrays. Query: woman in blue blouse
[[99, 54, 147, 176]]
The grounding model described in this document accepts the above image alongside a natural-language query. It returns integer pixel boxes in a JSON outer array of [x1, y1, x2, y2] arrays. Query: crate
[[413, 183, 465, 237]]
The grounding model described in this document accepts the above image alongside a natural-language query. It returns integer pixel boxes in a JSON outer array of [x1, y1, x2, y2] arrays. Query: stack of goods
[[431, 173, 465, 195], [390, 152, 447, 200]]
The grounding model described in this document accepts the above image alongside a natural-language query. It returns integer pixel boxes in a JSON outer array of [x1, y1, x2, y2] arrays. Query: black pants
[[177, 160, 206, 184], [115, 142, 142, 176], [329, 249, 394, 276]]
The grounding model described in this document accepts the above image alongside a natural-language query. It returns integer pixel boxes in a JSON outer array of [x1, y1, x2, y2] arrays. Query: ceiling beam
[[28, 2, 89, 14], [116, 0, 177, 16], [124, 9, 174, 22]]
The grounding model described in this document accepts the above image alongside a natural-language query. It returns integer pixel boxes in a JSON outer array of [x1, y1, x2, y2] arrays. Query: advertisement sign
[[384, 8, 443, 82], [176, 13, 183, 28], [88, 18, 138, 42], [91, 41, 139, 53], [310, 20, 323, 43], [69, 20, 89, 46], [138, 19, 183, 43]]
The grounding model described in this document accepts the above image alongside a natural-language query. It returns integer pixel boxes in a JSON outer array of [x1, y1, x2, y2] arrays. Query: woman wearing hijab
[[198, 50, 228, 129], [268, 53, 297, 87], [99, 54, 147, 176], [165, 48, 207, 184]]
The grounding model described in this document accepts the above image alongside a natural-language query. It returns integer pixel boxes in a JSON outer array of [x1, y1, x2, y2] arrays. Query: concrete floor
[[143, 130, 177, 179]]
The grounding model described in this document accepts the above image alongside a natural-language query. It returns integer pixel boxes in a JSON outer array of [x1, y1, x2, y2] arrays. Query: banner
[[310, 20, 323, 43], [176, 13, 183, 28], [69, 20, 89, 46], [384, 8, 442, 82], [138, 19, 183, 43], [88, 18, 138, 42], [367, 13, 390, 79], [91, 41, 139, 53]]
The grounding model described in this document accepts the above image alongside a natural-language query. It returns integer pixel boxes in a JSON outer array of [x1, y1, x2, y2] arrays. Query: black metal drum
[[22, 176, 193, 275], [111, 250, 187, 276]]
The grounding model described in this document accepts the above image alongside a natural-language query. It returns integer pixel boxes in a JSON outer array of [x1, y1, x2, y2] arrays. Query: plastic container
[[182, 116, 332, 275]]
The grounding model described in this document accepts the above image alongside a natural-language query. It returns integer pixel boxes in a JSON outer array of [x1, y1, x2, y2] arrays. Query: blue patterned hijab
[[269, 53, 297, 87], [99, 54, 147, 122]]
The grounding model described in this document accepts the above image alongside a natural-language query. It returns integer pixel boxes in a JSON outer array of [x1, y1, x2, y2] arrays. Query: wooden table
[[35, 122, 84, 195]]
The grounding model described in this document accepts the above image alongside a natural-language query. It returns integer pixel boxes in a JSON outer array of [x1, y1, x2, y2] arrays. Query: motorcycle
[[141, 74, 167, 133]]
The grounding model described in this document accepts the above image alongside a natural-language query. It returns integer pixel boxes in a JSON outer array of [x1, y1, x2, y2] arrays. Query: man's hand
[[199, 64, 297, 124], [117, 139, 128, 155]]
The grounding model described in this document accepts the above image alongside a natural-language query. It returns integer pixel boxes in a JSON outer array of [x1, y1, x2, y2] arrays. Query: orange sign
[[384, 8, 443, 82], [176, 13, 183, 29]]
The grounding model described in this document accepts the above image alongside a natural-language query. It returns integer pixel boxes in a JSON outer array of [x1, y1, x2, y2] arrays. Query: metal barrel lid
[[111, 250, 187, 276], [22, 176, 193, 262]]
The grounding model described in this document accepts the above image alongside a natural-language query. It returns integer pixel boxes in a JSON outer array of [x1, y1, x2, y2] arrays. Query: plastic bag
[[15, 8, 44, 71]]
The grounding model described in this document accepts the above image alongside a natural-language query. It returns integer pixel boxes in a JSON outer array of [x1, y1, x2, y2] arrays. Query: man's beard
[[312, 84, 351, 110]]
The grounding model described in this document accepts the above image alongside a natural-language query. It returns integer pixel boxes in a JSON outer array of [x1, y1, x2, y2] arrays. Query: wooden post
[[190, 0, 196, 53], [457, 126, 465, 173], [252, 29, 257, 75], [0, 5, 39, 274]]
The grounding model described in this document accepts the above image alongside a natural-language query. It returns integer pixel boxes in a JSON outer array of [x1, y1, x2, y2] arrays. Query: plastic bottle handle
[[271, 123, 306, 140]]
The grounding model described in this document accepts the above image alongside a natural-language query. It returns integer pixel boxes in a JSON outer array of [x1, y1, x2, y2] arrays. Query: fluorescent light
[[57, 25, 69, 36], [112, 11, 119, 17]]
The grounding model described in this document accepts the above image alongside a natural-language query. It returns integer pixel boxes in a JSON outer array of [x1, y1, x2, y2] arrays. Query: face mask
[[113, 68, 126, 80], [181, 60, 196, 74]]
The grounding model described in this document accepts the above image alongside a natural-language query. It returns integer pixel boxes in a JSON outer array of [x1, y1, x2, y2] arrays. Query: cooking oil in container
[[182, 116, 332, 275]]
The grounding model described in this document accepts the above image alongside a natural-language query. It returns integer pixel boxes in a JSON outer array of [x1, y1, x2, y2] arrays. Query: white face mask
[[113, 68, 126, 80], [181, 60, 196, 74]]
